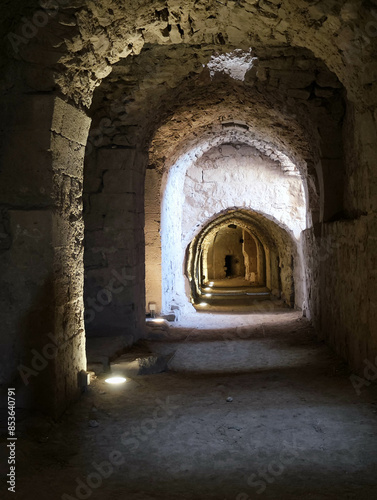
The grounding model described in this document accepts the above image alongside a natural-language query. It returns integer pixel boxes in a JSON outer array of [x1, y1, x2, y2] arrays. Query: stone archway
[[187, 209, 300, 309], [202, 224, 266, 285], [1, 0, 377, 417]]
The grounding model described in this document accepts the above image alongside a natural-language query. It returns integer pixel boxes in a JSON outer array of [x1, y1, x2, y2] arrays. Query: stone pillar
[[0, 94, 90, 417], [83, 147, 146, 338], [144, 169, 162, 314]]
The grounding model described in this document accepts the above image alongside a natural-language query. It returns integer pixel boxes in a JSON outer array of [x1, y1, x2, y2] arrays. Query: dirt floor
[[2, 308, 377, 499]]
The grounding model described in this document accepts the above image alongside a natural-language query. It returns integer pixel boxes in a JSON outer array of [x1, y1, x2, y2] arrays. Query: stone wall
[[83, 147, 146, 340], [145, 169, 163, 315], [187, 210, 300, 310], [144, 141, 306, 314], [2, 0, 377, 417], [303, 103, 377, 375], [209, 227, 245, 279], [183, 144, 306, 240], [0, 94, 89, 417], [242, 230, 260, 282], [304, 216, 372, 372]]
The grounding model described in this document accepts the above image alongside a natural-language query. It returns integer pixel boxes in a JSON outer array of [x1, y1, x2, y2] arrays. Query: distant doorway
[[225, 255, 236, 277]]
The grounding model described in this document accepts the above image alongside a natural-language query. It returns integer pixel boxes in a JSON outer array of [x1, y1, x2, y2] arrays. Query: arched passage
[[201, 224, 266, 285], [187, 209, 301, 310], [204, 225, 264, 283], [1, 0, 377, 418], [151, 125, 308, 318]]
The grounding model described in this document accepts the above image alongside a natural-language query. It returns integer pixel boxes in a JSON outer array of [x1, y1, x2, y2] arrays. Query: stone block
[[9, 210, 54, 271], [106, 248, 139, 270], [87, 361, 108, 374], [84, 248, 107, 270], [86, 335, 133, 363], [101, 209, 143, 230], [50, 327, 86, 418], [110, 352, 173, 376], [90, 193, 140, 215], [97, 147, 136, 170], [145, 230, 161, 248], [316, 71, 342, 88], [86, 227, 135, 252], [102, 170, 131, 194], [145, 169, 162, 211], [84, 172, 102, 193], [5, 94, 54, 132], [51, 97, 91, 146], [84, 212, 104, 231], [51, 134, 86, 179], [286, 88, 311, 100], [314, 87, 335, 99], [0, 130, 54, 206]]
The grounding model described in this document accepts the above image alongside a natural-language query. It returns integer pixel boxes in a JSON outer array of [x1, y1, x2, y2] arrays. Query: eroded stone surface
[[1, 0, 377, 420]]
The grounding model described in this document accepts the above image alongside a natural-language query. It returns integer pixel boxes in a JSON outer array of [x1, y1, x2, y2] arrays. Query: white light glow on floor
[[105, 377, 127, 385]]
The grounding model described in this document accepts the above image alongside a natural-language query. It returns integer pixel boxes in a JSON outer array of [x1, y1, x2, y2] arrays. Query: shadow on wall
[[7, 274, 86, 419], [17, 275, 55, 415]]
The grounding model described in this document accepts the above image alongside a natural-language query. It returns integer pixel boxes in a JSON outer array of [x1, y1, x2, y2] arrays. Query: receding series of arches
[[204, 225, 265, 284], [1, 0, 377, 417], [186, 209, 300, 309]]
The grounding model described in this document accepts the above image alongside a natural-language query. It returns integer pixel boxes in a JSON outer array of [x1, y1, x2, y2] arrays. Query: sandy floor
[[2, 309, 377, 499]]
